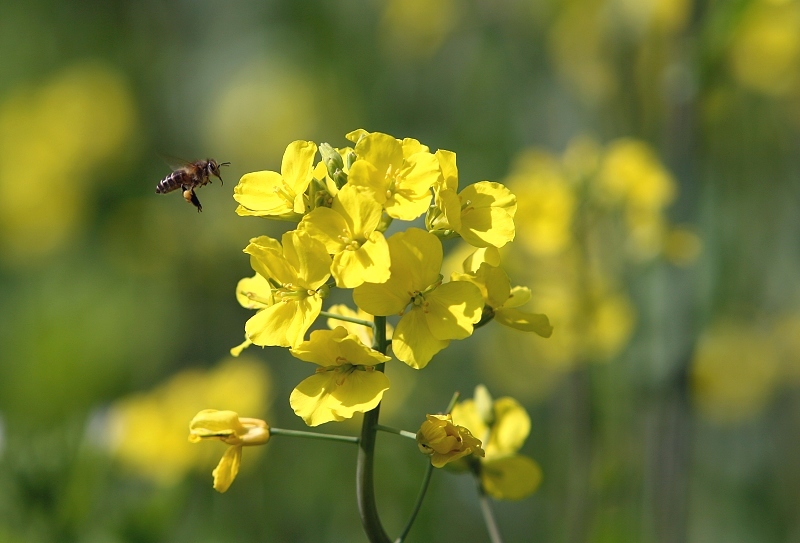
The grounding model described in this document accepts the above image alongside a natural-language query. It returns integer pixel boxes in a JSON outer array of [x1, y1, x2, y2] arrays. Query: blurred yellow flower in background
[[504, 150, 576, 256], [451, 386, 542, 500], [691, 321, 780, 424], [379, 0, 459, 62], [0, 62, 136, 265], [106, 357, 271, 485], [730, 1, 800, 96]]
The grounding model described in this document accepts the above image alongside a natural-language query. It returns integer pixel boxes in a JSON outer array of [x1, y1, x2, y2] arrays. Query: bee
[[155, 158, 230, 212]]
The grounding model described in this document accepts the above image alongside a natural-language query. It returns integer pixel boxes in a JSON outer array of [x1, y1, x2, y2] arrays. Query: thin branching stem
[[269, 427, 358, 444], [319, 310, 377, 333], [394, 463, 434, 543], [478, 480, 504, 543], [374, 424, 416, 440]]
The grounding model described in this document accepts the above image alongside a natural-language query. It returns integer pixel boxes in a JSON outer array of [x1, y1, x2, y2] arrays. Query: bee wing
[[158, 153, 195, 171]]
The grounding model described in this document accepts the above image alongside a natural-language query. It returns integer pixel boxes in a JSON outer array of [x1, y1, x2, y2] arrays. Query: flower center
[[273, 181, 297, 208], [338, 229, 363, 251]]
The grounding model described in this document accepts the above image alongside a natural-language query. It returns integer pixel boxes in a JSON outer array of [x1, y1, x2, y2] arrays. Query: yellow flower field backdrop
[[1, 1, 799, 542]]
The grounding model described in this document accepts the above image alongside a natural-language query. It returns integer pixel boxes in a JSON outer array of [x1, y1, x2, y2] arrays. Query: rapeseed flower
[[234, 140, 318, 220], [289, 327, 391, 426], [189, 409, 270, 493], [347, 132, 441, 221], [241, 230, 331, 348], [353, 228, 483, 369], [298, 184, 391, 288]]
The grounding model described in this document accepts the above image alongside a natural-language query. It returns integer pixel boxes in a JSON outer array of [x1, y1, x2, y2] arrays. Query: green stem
[[374, 424, 416, 440], [478, 481, 504, 543], [319, 311, 376, 332], [394, 463, 434, 543], [444, 391, 461, 414], [356, 315, 391, 543], [269, 427, 359, 444]]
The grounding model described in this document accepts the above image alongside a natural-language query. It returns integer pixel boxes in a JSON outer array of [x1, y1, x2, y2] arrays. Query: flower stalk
[[356, 315, 391, 543]]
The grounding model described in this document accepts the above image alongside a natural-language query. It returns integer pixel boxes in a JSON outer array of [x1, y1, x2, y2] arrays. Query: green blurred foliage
[[1, 0, 799, 542]]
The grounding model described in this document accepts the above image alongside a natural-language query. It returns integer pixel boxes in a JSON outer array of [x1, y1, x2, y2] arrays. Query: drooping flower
[[289, 327, 391, 426], [188, 409, 270, 493], [427, 150, 517, 248], [234, 140, 318, 220], [347, 132, 441, 221], [241, 230, 331, 348], [298, 184, 391, 288], [353, 228, 484, 369], [452, 247, 552, 337], [416, 413, 485, 468], [451, 386, 542, 500]]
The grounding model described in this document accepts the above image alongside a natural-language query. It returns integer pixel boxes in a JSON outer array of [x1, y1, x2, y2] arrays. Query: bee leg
[[184, 188, 203, 212]]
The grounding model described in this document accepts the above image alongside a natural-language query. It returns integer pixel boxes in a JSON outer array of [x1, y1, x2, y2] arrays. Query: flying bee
[[155, 158, 230, 212]]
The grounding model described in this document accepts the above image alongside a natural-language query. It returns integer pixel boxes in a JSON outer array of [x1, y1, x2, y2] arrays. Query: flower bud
[[416, 414, 484, 468]]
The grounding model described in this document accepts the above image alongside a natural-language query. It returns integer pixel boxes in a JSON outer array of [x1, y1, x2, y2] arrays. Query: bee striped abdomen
[[155, 170, 189, 194]]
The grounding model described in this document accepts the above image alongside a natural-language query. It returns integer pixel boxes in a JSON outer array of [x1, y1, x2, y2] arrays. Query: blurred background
[[0, 0, 799, 541]]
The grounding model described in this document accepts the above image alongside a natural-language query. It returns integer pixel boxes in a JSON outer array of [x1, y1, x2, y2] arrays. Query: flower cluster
[[230, 129, 551, 424], [191, 130, 552, 496]]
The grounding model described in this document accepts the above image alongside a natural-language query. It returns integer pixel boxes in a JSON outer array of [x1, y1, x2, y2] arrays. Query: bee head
[[207, 159, 231, 182]]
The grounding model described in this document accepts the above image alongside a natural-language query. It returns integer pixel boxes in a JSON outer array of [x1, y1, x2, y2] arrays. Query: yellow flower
[[503, 150, 576, 256], [188, 409, 270, 493], [452, 247, 552, 337], [234, 140, 318, 220], [347, 132, 441, 221], [451, 386, 542, 500], [427, 150, 517, 248], [241, 230, 332, 348], [416, 414, 484, 468], [289, 327, 391, 426], [298, 184, 391, 288], [596, 139, 676, 212], [353, 228, 484, 369]]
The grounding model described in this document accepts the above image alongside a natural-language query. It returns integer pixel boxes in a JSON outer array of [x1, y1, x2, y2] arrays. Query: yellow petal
[[233, 171, 293, 216], [424, 280, 484, 340], [354, 132, 403, 176], [298, 207, 349, 254], [504, 286, 532, 309], [347, 161, 388, 204], [462, 247, 501, 273], [392, 308, 450, 369], [333, 234, 391, 288], [212, 445, 242, 493], [281, 140, 318, 195], [385, 187, 433, 221], [280, 230, 332, 290], [435, 149, 459, 192], [334, 184, 383, 238], [189, 409, 246, 441], [390, 228, 442, 290], [485, 397, 530, 458], [290, 369, 390, 426], [290, 327, 390, 367], [235, 274, 273, 310], [458, 182, 517, 248], [494, 308, 553, 337], [451, 399, 488, 442], [481, 455, 542, 500], [245, 296, 322, 348]]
